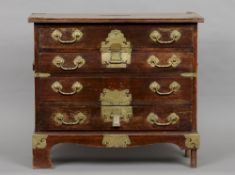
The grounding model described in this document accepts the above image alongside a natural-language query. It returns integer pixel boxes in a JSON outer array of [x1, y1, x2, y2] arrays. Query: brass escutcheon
[[100, 30, 132, 68], [100, 89, 132, 105], [100, 89, 133, 127], [101, 106, 133, 127]]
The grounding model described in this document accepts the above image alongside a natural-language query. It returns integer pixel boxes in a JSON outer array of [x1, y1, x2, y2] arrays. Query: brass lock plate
[[101, 106, 133, 127], [100, 89, 133, 127], [100, 89, 132, 105], [100, 29, 132, 68]]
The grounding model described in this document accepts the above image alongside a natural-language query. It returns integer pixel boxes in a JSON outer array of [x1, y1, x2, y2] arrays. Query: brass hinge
[[34, 72, 51, 78], [180, 72, 197, 78]]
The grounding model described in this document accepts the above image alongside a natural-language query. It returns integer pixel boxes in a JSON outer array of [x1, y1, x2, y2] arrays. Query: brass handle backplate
[[52, 55, 85, 70], [100, 30, 132, 68], [149, 81, 180, 95], [51, 81, 83, 95], [54, 112, 87, 125], [147, 112, 180, 126], [147, 54, 181, 68], [51, 29, 83, 44], [150, 30, 181, 44]]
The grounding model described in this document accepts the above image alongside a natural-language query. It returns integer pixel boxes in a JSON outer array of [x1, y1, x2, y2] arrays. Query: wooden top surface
[[28, 12, 204, 23]]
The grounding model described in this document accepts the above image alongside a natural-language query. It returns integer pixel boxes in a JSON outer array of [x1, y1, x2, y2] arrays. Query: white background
[[0, 0, 235, 174]]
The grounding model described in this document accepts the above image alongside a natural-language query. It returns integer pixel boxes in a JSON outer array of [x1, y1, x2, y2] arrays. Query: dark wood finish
[[30, 13, 203, 168], [36, 51, 194, 74], [185, 149, 191, 157], [28, 12, 204, 23], [33, 148, 51, 168], [36, 104, 192, 131], [36, 76, 193, 105], [37, 24, 194, 50], [191, 149, 197, 168], [33, 131, 191, 168]]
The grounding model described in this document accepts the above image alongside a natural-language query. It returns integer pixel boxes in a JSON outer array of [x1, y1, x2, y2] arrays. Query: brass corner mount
[[32, 134, 48, 149], [185, 133, 200, 149]]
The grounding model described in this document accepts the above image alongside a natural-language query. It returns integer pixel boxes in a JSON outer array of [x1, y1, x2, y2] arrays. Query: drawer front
[[37, 24, 194, 50], [36, 104, 192, 131], [36, 76, 193, 105], [36, 52, 194, 73]]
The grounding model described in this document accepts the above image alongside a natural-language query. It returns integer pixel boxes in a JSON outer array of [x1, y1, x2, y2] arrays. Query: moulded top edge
[[28, 12, 204, 23]]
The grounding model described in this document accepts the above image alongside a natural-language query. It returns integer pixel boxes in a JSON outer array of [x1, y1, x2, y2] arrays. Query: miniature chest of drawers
[[29, 12, 204, 168]]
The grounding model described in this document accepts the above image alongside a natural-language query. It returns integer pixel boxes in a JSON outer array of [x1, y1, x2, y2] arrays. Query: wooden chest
[[29, 12, 204, 168]]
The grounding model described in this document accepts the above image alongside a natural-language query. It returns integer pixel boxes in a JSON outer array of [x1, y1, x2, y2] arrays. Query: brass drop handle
[[147, 112, 180, 126], [150, 30, 181, 44], [52, 56, 85, 70], [51, 29, 83, 44], [149, 81, 180, 95], [51, 81, 83, 95], [54, 112, 87, 125], [147, 54, 181, 68]]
